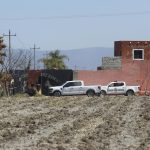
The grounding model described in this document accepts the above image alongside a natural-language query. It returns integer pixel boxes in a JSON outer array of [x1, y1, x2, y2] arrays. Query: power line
[[0, 11, 150, 21], [15, 36, 30, 50]]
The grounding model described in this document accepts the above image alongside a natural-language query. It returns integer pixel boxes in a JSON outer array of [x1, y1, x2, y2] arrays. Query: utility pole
[[30, 44, 40, 70], [3, 30, 16, 72]]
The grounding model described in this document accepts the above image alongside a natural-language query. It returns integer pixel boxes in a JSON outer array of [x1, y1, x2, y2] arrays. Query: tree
[[0, 36, 9, 96], [0, 36, 6, 64], [41, 50, 69, 69], [1, 49, 32, 95], [0, 35, 32, 96], [0, 49, 32, 72]]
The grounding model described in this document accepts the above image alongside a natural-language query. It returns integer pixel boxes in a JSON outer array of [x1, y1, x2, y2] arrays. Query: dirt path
[[0, 95, 149, 150]]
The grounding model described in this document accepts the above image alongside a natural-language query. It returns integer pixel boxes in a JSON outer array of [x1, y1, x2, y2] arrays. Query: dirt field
[[0, 95, 149, 150]]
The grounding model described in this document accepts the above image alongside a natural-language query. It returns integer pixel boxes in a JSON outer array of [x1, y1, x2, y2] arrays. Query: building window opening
[[133, 49, 144, 60]]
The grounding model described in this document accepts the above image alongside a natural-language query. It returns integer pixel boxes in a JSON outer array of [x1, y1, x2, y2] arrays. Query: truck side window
[[74, 82, 82, 86], [109, 83, 114, 87], [109, 82, 124, 87], [119, 83, 124, 86], [64, 82, 73, 87], [115, 83, 124, 87]]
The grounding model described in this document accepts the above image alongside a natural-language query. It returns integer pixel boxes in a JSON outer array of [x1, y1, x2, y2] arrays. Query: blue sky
[[0, 0, 150, 50]]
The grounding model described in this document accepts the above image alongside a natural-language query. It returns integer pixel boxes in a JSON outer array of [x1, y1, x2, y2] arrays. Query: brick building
[[76, 41, 150, 94]]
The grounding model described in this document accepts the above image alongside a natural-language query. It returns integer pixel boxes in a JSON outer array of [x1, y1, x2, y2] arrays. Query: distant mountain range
[[36, 47, 114, 70], [9, 47, 113, 70]]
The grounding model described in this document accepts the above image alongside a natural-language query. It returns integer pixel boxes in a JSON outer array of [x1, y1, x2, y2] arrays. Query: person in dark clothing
[[27, 84, 36, 96]]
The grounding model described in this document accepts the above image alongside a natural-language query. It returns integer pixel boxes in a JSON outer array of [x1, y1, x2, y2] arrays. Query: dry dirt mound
[[0, 95, 149, 150]]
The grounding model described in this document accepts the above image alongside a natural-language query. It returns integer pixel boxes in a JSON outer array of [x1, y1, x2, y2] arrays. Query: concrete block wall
[[101, 56, 121, 69]]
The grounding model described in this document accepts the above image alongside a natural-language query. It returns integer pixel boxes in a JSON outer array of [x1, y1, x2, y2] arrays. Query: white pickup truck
[[49, 80, 101, 96], [100, 81, 140, 96]]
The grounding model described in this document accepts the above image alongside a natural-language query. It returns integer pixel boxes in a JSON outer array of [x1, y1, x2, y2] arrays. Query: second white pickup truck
[[100, 81, 140, 96], [49, 80, 101, 96]]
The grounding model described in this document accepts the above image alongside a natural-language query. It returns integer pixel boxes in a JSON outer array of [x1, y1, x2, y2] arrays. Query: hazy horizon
[[0, 0, 150, 51]]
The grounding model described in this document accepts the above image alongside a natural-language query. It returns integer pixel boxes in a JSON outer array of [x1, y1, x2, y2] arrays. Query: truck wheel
[[126, 90, 134, 96], [86, 90, 95, 97], [53, 91, 61, 97], [101, 90, 106, 96]]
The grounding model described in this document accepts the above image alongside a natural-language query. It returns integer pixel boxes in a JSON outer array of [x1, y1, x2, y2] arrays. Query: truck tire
[[53, 91, 61, 97], [86, 90, 95, 97], [100, 90, 106, 96], [126, 90, 134, 96]]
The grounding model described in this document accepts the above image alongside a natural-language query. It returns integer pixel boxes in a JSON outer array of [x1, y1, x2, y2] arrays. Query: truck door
[[107, 82, 125, 95], [114, 82, 125, 94], [62, 82, 73, 95], [107, 83, 116, 94], [72, 81, 83, 94], [63, 82, 82, 95]]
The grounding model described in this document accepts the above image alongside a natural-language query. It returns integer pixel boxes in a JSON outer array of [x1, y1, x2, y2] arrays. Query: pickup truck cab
[[49, 80, 101, 96], [100, 81, 140, 96]]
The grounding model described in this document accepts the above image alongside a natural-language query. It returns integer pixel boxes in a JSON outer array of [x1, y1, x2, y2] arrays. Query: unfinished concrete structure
[[76, 41, 150, 94], [101, 56, 121, 70]]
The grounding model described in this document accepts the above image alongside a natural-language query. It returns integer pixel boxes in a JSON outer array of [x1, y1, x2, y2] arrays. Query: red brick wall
[[77, 41, 150, 94], [77, 66, 140, 86], [114, 41, 122, 56]]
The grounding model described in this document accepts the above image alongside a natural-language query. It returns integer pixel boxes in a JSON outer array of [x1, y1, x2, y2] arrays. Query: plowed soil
[[0, 95, 149, 150]]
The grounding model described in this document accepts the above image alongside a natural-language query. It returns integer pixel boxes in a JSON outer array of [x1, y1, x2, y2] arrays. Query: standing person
[[45, 79, 50, 96]]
